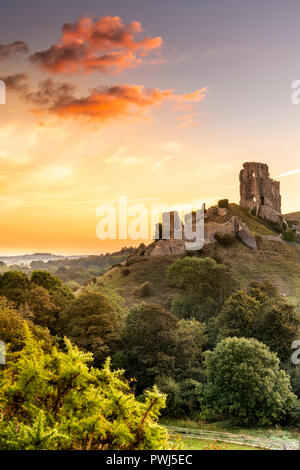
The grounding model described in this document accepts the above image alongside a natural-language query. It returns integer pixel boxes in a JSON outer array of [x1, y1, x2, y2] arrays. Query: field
[[182, 437, 261, 450], [164, 418, 300, 450]]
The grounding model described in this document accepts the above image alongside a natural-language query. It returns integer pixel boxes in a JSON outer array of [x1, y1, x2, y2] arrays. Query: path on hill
[[166, 425, 300, 450]]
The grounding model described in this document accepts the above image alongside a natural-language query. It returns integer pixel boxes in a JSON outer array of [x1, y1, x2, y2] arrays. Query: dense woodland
[[0, 247, 300, 449]]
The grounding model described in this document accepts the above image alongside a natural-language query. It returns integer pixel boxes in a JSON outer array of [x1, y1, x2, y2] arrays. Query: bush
[[198, 337, 296, 426], [250, 206, 257, 216], [0, 331, 174, 450], [214, 233, 235, 246], [282, 230, 297, 242], [167, 257, 236, 305], [133, 281, 154, 297], [217, 199, 229, 209]]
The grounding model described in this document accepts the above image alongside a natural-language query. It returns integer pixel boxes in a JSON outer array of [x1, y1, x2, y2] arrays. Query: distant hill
[[96, 204, 300, 314], [0, 253, 70, 266]]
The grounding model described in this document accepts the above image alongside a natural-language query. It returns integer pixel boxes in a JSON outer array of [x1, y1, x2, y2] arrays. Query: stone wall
[[239, 162, 281, 214]]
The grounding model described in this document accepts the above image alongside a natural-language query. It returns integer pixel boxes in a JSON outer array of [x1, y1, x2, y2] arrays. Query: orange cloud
[[30, 16, 162, 75], [5, 76, 208, 123], [51, 84, 208, 122]]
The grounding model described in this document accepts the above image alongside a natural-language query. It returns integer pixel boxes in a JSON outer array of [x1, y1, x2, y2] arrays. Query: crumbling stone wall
[[240, 162, 281, 214]]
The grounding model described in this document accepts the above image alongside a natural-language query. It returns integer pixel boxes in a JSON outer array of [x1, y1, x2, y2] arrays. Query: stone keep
[[239, 162, 282, 226]]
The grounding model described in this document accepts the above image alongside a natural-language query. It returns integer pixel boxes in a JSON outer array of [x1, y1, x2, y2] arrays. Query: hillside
[[97, 204, 300, 314], [286, 211, 300, 224]]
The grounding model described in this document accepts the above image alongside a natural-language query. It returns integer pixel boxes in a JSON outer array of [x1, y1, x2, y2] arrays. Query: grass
[[98, 235, 300, 314], [286, 211, 300, 224], [207, 203, 280, 236], [182, 437, 261, 450], [97, 255, 179, 309], [163, 417, 300, 442]]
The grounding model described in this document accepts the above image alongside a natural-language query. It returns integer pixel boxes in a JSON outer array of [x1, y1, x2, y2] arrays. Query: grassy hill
[[286, 211, 300, 224], [96, 205, 300, 314]]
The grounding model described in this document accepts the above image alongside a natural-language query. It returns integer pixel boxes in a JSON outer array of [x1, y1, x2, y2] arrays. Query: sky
[[0, 0, 300, 255]]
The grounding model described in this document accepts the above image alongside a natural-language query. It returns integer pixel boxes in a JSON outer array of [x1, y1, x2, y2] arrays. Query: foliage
[[60, 290, 121, 366], [119, 304, 206, 401], [133, 281, 154, 297], [171, 294, 220, 323], [0, 331, 174, 450], [217, 290, 260, 340], [30, 248, 135, 286], [0, 271, 31, 305], [198, 337, 296, 426], [120, 303, 179, 393], [0, 296, 52, 353], [217, 281, 300, 361], [167, 257, 236, 305], [218, 199, 229, 209], [31, 270, 74, 306], [282, 230, 297, 242]]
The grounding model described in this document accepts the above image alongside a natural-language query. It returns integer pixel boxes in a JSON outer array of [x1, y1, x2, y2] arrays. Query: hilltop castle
[[140, 161, 286, 256], [239, 162, 282, 226]]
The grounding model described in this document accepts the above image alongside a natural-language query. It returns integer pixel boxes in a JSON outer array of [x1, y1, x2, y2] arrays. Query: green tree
[[175, 318, 206, 381], [217, 290, 260, 340], [167, 257, 236, 305], [25, 285, 58, 331], [0, 271, 31, 305], [0, 331, 174, 450], [0, 296, 52, 353], [61, 291, 121, 366], [120, 304, 206, 395], [120, 303, 179, 393], [216, 282, 299, 361], [198, 337, 296, 426], [256, 300, 300, 361]]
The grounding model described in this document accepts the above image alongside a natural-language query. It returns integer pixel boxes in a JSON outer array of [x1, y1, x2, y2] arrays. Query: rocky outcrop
[[205, 217, 236, 243], [217, 207, 229, 217], [236, 219, 258, 249], [258, 205, 283, 229], [149, 239, 186, 257], [205, 216, 257, 249], [144, 214, 257, 257]]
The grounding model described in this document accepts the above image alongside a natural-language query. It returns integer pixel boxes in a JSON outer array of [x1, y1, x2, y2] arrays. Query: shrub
[[250, 206, 257, 216], [198, 337, 296, 426], [167, 257, 236, 305], [282, 230, 297, 242], [0, 331, 174, 450], [133, 281, 154, 297], [217, 199, 229, 209]]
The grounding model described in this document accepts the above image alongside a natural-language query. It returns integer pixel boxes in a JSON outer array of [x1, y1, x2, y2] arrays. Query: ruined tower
[[239, 162, 282, 225]]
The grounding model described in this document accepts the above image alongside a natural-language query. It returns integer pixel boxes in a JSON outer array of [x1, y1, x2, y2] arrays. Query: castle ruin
[[239, 162, 282, 226]]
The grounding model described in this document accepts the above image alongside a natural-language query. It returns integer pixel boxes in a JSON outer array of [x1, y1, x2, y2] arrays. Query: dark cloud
[[24, 78, 76, 108], [0, 73, 28, 92], [0, 41, 29, 61]]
